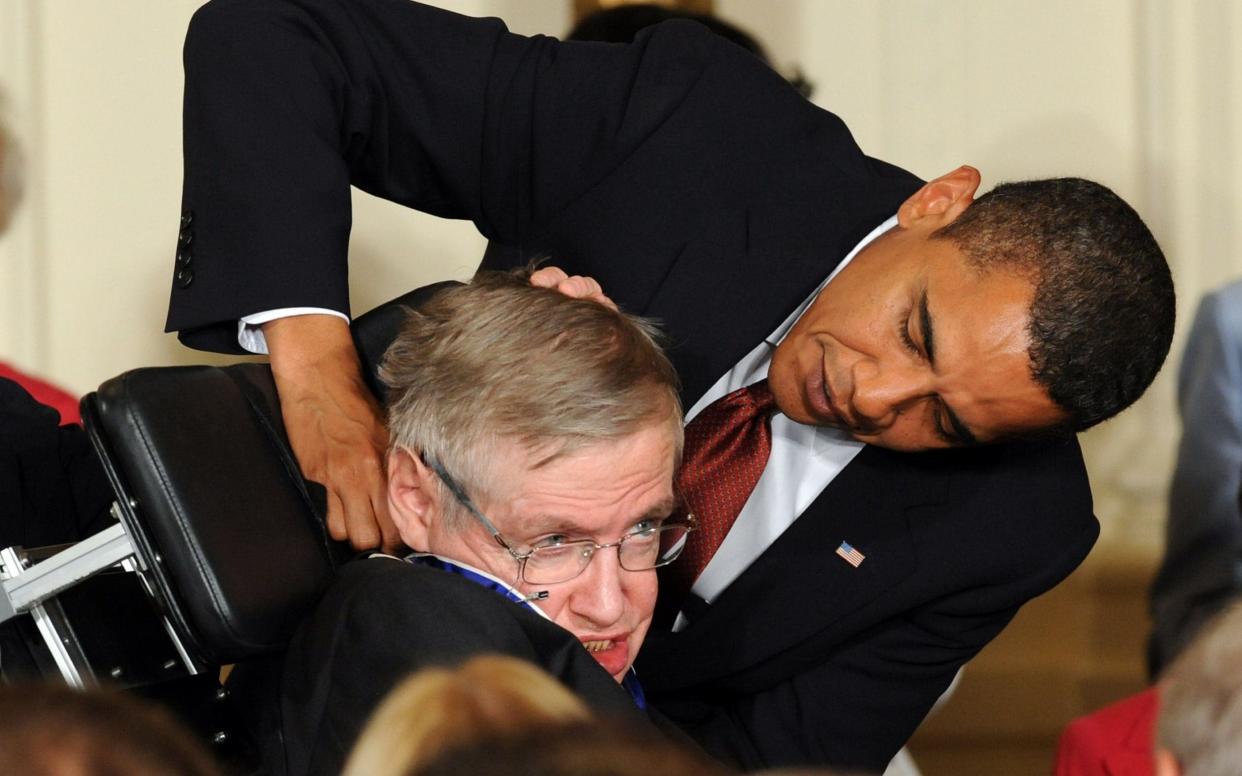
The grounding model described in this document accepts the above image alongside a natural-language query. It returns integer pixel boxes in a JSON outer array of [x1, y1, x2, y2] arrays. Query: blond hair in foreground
[[342, 654, 592, 776]]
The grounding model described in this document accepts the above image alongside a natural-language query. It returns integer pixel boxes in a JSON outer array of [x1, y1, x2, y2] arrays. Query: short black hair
[[934, 178, 1175, 432]]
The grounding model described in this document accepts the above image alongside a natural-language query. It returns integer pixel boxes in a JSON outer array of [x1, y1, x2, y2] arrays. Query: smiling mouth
[[807, 359, 848, 427], [580, 636, 631, 679], [807, 355, 870, 434], [823, 378, 865, 431]]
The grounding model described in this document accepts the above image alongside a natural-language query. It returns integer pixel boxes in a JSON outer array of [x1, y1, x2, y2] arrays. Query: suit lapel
[[639, 446, 946, 691]]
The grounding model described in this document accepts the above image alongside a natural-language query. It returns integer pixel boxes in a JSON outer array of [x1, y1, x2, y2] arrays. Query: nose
[[567, 547, 627, 630], [849, 358, 931, 428]]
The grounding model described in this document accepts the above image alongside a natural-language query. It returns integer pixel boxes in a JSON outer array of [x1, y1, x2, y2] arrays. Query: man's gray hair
[[380, 269, 682, 527], [1157, 599, 1242, 776]]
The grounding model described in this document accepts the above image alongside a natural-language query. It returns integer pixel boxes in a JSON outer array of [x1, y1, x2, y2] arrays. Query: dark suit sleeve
[[0, 378, 114, 550], [167, 0, 722, 352]]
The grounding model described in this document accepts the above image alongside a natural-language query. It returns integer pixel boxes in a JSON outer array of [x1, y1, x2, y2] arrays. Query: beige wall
[[2, 1, 1239, 551]]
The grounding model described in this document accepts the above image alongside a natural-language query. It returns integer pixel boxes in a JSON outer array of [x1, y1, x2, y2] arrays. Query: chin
[[766, 373, 804, 422]]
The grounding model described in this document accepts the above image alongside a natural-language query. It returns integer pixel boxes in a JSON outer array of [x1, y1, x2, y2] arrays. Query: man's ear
[[387, 447, 440, 551], [897, 165, 981, 230]]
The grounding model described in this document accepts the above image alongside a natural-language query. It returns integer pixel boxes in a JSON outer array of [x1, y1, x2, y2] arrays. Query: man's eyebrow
[[513, 495, 678, 538], [513, 515, 587, 538], [921, 288, 978, 446], [942, 404, 978, 447], [919, 288, 936, 365], [648, 495, 678, 518]]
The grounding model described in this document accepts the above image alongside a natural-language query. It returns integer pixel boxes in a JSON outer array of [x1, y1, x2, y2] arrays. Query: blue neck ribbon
[[405, 553, 646, 710]]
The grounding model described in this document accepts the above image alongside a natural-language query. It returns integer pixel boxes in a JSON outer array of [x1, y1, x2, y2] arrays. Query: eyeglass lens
[[521, 524, 692, 585]]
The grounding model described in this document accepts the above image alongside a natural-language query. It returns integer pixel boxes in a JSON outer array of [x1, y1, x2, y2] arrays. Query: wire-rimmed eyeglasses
[[421, 453, 695, 586]]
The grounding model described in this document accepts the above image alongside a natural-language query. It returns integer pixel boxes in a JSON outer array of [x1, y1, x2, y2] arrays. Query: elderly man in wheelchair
[[0, 269, 688, 775]]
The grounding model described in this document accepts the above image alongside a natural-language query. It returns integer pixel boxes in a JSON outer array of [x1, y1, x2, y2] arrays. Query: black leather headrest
[[81, 281, 460, 665], [84, 365, 332, 664]]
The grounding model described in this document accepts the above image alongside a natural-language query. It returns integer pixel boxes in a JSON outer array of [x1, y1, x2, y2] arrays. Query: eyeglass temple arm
[[419, 452, 515, 552]]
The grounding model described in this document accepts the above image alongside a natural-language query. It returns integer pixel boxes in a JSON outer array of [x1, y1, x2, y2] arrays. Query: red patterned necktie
[[659, 379, 778, 618]]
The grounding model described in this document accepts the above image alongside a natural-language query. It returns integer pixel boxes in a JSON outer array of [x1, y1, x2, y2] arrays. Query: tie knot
[[740, 379, 777, 416]]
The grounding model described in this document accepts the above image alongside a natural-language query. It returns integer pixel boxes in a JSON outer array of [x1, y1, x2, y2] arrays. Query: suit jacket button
[[180, 210, 194, 228], [178, 229, 193, 246], [176, 248, 193, 267], [175, 267, 194, 288]]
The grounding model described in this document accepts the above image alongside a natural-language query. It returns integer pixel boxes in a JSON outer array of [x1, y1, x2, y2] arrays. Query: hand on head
[[529, 266, 618, 310], [263, 269, 624, 552]]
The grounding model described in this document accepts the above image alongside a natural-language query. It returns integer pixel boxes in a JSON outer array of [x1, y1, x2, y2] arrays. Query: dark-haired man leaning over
[[275, 271, 690, 776], [168, 1, 1176, 770]]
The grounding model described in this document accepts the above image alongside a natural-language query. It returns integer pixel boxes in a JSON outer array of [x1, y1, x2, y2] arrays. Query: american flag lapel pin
[[835, 541, 865, 568]]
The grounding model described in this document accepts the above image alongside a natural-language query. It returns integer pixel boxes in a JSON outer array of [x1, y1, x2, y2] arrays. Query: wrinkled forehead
[[488, 427, 680, 537]]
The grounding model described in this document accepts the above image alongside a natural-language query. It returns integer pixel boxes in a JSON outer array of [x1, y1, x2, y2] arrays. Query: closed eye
[[933, 408, 958, 446], [899, 307, 920, 356]]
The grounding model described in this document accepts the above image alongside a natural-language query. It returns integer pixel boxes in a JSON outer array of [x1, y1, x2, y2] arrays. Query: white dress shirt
[[674, 215, 896, 630], [238, 307, 349, 354]]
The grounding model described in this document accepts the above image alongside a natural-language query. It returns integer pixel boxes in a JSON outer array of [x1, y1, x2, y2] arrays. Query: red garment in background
[[0, 362, 80, 425], [1053, 686, 1160, 776]]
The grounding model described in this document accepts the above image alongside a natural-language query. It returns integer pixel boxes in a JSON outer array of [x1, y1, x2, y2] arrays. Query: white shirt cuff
[[238, 307, 350, 355]]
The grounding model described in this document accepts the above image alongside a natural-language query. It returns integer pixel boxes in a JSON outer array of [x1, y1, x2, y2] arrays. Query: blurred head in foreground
[[410, 710, 731, 775], [0, 682, 220, 776], [343, 654, 592, 776]]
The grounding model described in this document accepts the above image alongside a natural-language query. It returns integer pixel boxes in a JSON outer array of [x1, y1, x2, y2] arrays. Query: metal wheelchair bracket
[[28, 598, 96, 688], [0, 522, 137, 626]]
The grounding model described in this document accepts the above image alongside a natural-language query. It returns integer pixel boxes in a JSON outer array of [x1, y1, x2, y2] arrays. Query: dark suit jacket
[[0, 378, 112, 552], [168, 1, 1098, 770], [0, 378, 115, 680], [272, 558, 646, 776]]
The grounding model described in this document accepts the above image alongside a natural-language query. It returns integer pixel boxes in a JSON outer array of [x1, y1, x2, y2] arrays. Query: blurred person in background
[[1056, 586, 1242, 775], [1155, 599, 1242, 776], [1150, 279, 1242, 676], [0, 114, 80, 425], [1, 113, 115, 680], [0, 682, 221, 776]]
